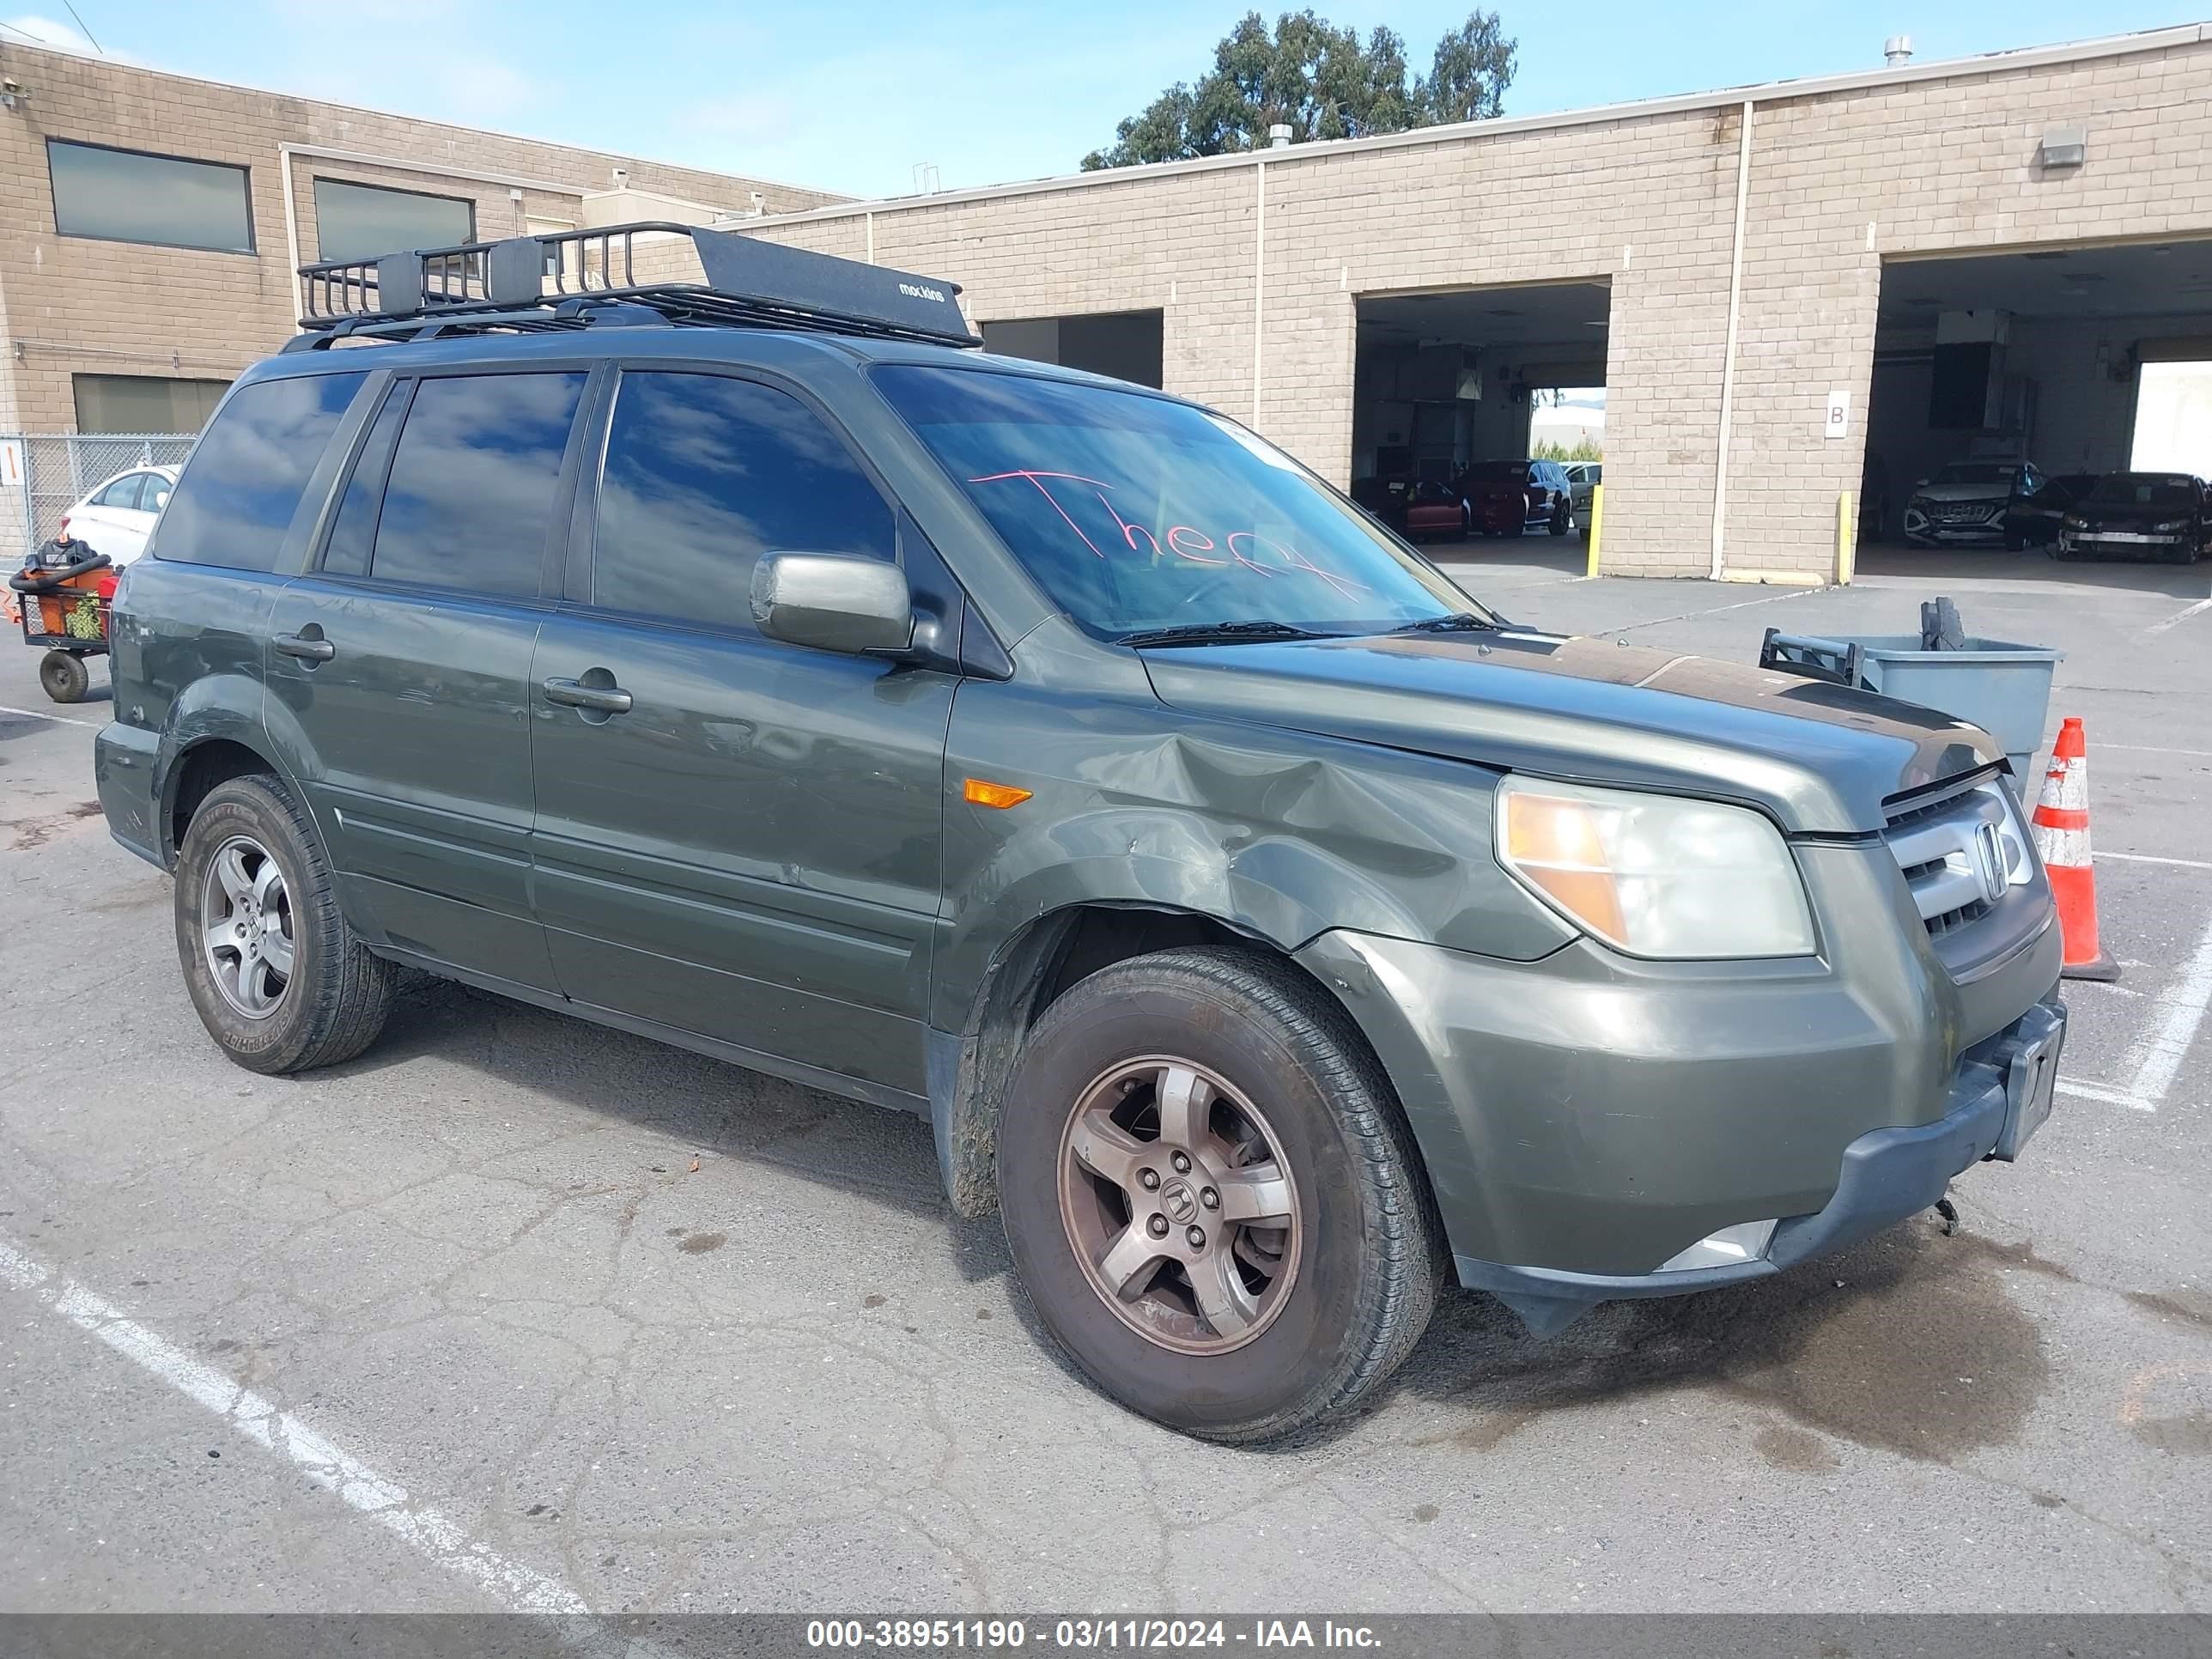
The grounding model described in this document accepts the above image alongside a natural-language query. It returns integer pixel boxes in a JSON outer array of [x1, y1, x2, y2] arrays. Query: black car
[[2057, 472, 2211, 562], [2005, 472, 2100, 549]]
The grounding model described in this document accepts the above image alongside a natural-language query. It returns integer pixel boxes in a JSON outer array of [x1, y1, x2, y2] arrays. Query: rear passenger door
[[527, 367, 955, 1099], [266, 367, 593, 991]]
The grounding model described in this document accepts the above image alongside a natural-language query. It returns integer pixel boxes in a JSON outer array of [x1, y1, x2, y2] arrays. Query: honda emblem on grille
[[1972, 821, 2008, 905]]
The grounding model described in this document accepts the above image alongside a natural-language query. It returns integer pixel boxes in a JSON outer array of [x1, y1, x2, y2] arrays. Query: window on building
[[48, 140, 254, 253], [591, 371, 895, 632], [155, 373, 368, 572], [313, 178, 475, 263], [370, 373, 587, 596], [73, 374, 232, 434]]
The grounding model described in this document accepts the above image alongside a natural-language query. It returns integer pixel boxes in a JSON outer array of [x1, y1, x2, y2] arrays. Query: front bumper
[[1903, 504, 2006, 542], [2060, 531, 2184, 556], [1297, 864, 2063, 1331], [1454, 999, 2063, 1333]]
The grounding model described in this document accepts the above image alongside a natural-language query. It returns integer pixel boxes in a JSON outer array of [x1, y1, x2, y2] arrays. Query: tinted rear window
[[155, 373, 366, 571], [370, 372, 587, 597], [1461, 461, 1528, 483]]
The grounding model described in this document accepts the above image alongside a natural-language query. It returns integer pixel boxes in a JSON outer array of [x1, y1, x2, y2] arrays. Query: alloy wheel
[[1056, 1054, 1302, 1354], [199, 835, 295, 1018]]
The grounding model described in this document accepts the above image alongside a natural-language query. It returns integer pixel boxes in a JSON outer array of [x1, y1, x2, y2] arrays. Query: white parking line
[[2142, 594, 2212, 637], [0, 701, 103, 730], [0, 1236, 589, 1615], [2057, 1079, 2157, 1112], [2101, 850, 2212, 872], [2122, 910, 2212, 1106]]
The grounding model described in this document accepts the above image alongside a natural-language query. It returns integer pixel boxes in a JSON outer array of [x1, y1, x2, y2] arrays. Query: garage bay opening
[[1866, 239, 2212, 570], [1350, 281, 1611, 559]]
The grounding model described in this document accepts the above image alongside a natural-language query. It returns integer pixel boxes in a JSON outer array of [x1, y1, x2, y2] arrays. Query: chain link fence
[[3, 433, 200, 560]]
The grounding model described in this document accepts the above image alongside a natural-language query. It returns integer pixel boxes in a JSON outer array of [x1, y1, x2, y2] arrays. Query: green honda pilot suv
[[94, 226, 2066, 1441]]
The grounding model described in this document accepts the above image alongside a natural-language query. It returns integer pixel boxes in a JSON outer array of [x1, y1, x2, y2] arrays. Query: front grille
[[1881, 771, 2022, 939]]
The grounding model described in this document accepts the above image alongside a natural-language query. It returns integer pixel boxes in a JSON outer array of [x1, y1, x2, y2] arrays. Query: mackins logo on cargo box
[[898, 282, 948, 304]]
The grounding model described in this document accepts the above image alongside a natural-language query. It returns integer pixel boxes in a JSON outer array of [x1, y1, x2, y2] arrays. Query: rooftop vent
[[1268, 124, 1294, 149], [1884, 35, 1912, 67]]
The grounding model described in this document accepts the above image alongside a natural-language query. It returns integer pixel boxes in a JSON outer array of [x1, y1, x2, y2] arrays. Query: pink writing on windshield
[[968, 471, 1368, 597]]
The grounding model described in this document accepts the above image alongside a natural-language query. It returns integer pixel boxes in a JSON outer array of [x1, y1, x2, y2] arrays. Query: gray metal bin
[[1759, 629, 2063, 780]]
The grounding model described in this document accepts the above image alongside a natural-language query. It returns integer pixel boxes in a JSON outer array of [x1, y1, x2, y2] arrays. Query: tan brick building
[[0, 39, 841, 435], [7, 24, 2212, 580], [740, 22, 2212, 580]]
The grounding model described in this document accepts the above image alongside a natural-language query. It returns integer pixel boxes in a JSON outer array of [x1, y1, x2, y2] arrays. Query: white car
[[1564, 461, 1602, 526], [58, 464, 178, 566]]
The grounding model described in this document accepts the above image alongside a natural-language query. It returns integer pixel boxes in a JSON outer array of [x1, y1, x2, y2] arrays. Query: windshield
[[874, 366, 1474, 639], [2087, 474, 2197, 507], [1933, 463, 2015, 486]]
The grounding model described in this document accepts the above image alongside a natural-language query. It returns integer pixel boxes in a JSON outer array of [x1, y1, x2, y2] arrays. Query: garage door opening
[[1867, 239, 2212, 569], [1352, 281, 1610, 550], [979, 310, 1164, 388]]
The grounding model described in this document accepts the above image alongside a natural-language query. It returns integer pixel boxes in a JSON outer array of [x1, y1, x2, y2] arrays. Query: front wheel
[[173, 774, 397, 1074], [1550, 504, 1573, 538], [999, 947, 1443, 1443]]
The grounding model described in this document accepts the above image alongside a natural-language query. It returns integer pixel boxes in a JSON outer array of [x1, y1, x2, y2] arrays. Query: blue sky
[[1, 2, 2200, 199]]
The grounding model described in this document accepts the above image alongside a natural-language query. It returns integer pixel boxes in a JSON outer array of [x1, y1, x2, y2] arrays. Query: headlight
[[2063, 514, 2088, 529], [2152, 520, 2188, 533], [1496, 777, 1816, 959]]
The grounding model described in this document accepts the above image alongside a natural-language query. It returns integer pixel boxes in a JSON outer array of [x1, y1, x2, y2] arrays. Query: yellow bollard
[[1584, 484, 1604, 579], [1836, 489, 1856, 585]]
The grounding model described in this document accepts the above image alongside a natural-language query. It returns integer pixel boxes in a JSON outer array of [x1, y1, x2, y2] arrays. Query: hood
[[2074, 498, 2192, 527], [1139, 630, 2002, 834], [1912, 479, 2014, 504]]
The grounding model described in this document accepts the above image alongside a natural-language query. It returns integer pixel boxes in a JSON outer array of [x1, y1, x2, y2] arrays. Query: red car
[[1457, 459, 1577, 538], [1401, 479, 1469, 541]]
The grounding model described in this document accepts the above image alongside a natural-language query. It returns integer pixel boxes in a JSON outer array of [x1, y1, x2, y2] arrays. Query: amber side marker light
[[963, 778, 1033, 810]]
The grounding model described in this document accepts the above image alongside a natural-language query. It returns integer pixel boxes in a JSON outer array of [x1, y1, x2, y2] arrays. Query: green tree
[[1082, 9, 1516, 170]]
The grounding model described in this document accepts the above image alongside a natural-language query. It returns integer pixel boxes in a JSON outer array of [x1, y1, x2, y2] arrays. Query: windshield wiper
[[1118, 619, 1340, 648], [1387, 611, 1505, 635]]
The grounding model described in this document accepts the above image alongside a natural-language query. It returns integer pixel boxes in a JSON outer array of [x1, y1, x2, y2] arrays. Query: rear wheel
[[39, 650, 89, 704], [999, 947, 1442, 1443], [173, 774, 395, 1074]]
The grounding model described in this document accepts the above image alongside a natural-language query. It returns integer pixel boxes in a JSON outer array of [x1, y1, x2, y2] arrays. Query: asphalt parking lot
[[2, 548, 2209, 1617]]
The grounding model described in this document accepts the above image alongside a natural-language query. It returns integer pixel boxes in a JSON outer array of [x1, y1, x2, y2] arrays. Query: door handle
[[273, 632, 336, 662], [542, 676, 633, 714]]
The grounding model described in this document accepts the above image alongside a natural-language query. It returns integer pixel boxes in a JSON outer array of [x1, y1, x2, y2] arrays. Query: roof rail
[[289, 221, 979, 350]]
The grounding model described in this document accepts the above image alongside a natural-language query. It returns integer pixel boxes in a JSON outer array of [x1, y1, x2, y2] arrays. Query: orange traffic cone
[[2031, 717, 2119, 982]]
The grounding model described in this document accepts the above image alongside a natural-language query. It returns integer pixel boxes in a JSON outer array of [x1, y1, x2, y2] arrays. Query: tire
[[2003, 525, 2027, 552], [999, 946, 1443, 1443], [173, 773, 396, 1074], [1550, 504, 1573, 538], [40, 651, 89, 704]]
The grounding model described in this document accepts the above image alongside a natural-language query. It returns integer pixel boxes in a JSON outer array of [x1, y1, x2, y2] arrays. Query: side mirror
[[750, 552, 915, 657]]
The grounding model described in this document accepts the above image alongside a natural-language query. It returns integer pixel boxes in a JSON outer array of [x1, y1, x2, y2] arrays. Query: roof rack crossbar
[[295, 221, 979, 349]]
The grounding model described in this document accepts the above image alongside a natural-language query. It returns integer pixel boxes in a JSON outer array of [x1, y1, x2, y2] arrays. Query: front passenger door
[[528, 368, 955, 1099]]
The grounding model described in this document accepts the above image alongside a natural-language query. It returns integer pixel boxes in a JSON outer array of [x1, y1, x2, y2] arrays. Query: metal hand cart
[[9, 543, 116, 704]]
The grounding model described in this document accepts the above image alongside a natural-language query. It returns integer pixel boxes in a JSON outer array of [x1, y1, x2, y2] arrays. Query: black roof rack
[[286, 221, 980, 352]]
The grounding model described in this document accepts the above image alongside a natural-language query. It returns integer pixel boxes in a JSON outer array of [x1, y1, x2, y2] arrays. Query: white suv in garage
[[1903, 459, 2042, 548]]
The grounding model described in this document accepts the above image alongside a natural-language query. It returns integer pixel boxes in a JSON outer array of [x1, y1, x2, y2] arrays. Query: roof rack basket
[[290, 221, 979, 350]]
